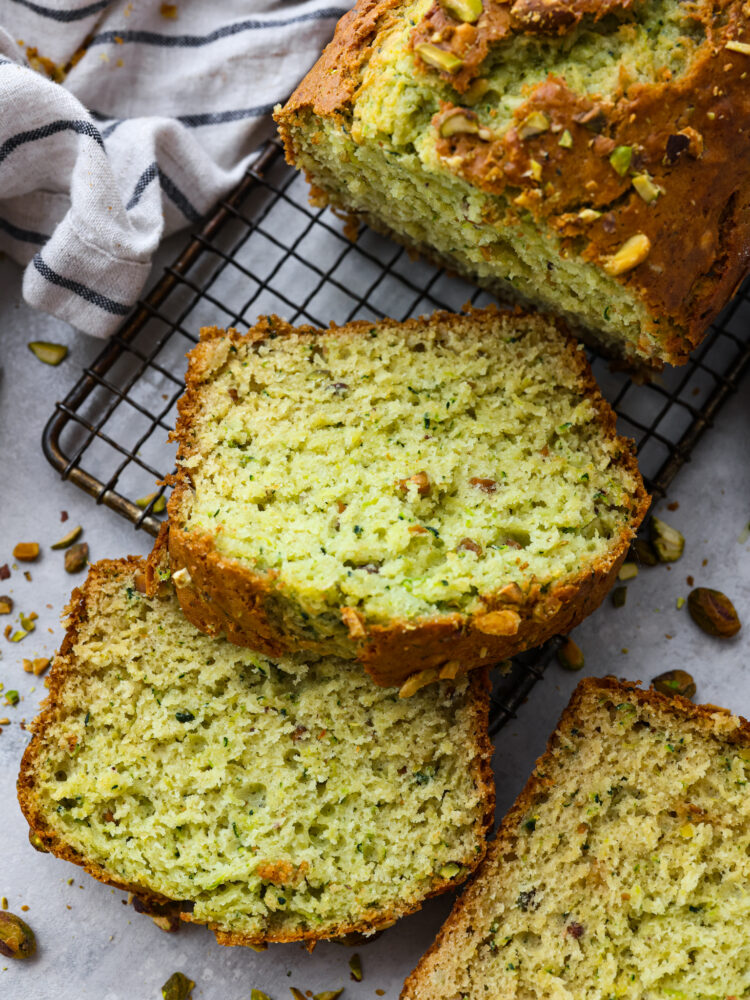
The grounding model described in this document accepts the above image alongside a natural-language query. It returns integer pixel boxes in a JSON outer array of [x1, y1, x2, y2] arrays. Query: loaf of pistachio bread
[[275, 0, 750, 367], [167, 308, 647, 688], [18, 555, 493, 947], [402, 676, 750, 1000]]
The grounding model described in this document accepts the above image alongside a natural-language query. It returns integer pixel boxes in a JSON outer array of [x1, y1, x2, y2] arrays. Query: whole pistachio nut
[[0, 912, 36, 959], [651, 669, 696, 700], [162, 972, 194, 1000], [439, 0, 483, 22], [687, 588, 741, 638], [649, 517, 684, 562], [557, 637, 584, 671], [64, 542, 89, 574], [28, 829, 48, 853], [415, 42, 464, 74]]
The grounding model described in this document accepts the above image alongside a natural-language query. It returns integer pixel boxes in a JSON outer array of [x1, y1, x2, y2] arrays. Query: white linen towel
[[0, 0, 348, 336]]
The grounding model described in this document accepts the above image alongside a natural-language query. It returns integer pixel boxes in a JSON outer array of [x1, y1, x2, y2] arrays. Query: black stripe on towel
[[9, 0, 110, 22], [32, 254, 132, 316], [126, 162, 202, 223], [0, 120, 104, 165], [0, 216, 47, 245]]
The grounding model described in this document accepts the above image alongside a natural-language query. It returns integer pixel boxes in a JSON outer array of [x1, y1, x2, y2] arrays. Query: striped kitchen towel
[[0, 0, 349, 336]]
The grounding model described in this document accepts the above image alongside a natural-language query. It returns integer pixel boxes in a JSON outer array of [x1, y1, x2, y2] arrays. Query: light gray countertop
[[1, 241, 749, 1000]]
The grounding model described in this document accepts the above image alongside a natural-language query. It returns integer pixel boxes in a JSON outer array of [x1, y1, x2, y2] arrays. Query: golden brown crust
[[166, 307, 648, 687], [400, 676, 750, 999], [17, 558, 495, 949], [275, 0, 750, 366]]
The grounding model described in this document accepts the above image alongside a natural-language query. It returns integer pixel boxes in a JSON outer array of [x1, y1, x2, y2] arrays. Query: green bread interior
[[180, 314, 641, 629], [282, 0, 706, 361], [27, 566, 488, 940], [407, 687, 750, 999]]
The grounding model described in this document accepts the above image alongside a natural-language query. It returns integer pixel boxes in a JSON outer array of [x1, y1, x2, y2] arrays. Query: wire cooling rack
[[42, 137, 750, 732]]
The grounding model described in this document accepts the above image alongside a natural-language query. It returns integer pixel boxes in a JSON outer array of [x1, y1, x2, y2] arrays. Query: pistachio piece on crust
[[437, 107, 480, 138], [439, 0, 483, 23], [399, 668, 439, 698], [603, 234, 651, 277], [517, 110, 550, 139], [632, 173, 662, 204], [415, 43, 464, 74], [475, 609, 521, 636]]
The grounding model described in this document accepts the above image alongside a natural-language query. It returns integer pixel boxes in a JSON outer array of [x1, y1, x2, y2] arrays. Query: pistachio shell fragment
[[415, 43, 464, 74], [649, 517, 684, 562], [0, 912, 36, 959], [517, 110, 549, 139], [687, 588, 741, 638], [50, 525, 82, 550], [438, 108, 479, 138], [618, 562, 638, 581], [652, 669, 696, 700], [609, 145, 632, 176], [136, 492, 167, 513], [557, 637, 584, 671], [603, 233, 651, 276], [632, 172, 662, 204], [349, 954, 363, 982], [440, 0, 483, 22], [13, 542, 39, 562], [162, 972, 194, 1000], [28, 341, 68, 366], [65, 542, 89, 574]]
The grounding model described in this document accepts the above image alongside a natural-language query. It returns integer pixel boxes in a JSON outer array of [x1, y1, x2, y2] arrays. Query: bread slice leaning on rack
[[17, 549, 494, 947], [166, 307, 648, 688], [401, 676, 750, 1000]]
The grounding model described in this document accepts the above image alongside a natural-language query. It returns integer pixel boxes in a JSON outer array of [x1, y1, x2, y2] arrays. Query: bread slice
[[402, 676, 750, 999], [17, 554, 493, 947], [167, 307, 648, 688], [275, 0, 750, 368]]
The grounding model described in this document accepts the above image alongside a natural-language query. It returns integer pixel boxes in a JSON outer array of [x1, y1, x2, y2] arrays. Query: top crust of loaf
[[401, 676, 750, 999], [17, 552, 495, 948], [275, 0, 750, 364], [166, 307, 648, 686]]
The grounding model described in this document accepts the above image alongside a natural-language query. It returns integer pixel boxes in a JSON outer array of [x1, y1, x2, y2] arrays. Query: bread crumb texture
[[176, 311, 643, 637], [19, 561, 492, 944], [402, 678, 750, 1000], [276, 0, 750, 365]]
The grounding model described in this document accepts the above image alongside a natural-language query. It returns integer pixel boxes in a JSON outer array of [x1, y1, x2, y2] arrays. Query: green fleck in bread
[[275, 0, 750, 367], [17, 555, 493, 947], [402, 676, 750, 999], [167, 308, 648, 688]]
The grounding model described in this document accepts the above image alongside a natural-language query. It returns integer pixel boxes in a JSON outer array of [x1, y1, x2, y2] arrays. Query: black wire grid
[[42, 137, 750, 733]]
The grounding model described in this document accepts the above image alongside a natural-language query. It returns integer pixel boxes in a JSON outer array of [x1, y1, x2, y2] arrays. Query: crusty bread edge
[[166, 306, 649, 686], [16, 555, 496, 948], [399, 675, 750, 999]]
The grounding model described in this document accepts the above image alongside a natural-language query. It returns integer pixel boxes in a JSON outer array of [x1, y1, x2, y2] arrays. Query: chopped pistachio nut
[[0, 912, 36, 959], [726, 39, 750, 55], [618, 562, 638, 581], [135, 492, 167, 513], [399, 667, 438, 698], [558, 129, 573, 148], [50, 525, 83, 550], [439, 0, 483, 22], [517, 111, 549, 139], [415, 43, 463, 74], [603, 233, 651, 276], [0, 898, 6, 910], [290, 989, 306, 1000], [632, 172, 662, 204], [19, 613, 37, 632], [611, 586, 627, 608], [64, 542, 89, 574], [632, 537, 658, 566], [161, 972, 195, 1000], [676, 596, 686, 609], [8, 630, 27, 643], [652, 669, 696, 700], [28, 341, 68, 366], [251, 992, 272, 1000], [687, 588, 741, 638], [12, 543, 39, 562], [578, 209, 601, 223], [314, 992, 344, 1000], [528, 159, 543, 182], [349, 954, 363, 982], [609, 145, 632, 176], [5, 690, 19, 705], [649, 517, 684, 562], [438, 108, 479, 138], [0, 596, 12, 615], [557, 637, 584, 671], [439, 862, 465, 879], [28, 830, 48, 853]]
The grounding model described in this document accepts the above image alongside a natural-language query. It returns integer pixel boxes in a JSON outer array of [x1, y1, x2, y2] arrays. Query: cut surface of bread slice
[[402, 676, 750, 1000], [17, 556, 493, 947], [168, 307, 648, 687]]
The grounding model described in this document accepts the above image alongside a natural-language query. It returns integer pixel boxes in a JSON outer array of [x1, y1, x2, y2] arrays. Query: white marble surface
[[1, 242, 749, 1000]]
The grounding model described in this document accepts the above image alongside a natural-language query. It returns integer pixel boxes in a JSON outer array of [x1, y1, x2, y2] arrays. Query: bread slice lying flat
[[402, 676, 750, 1000], [17, 556, 493, 947], [167, 307, 648, 688]]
